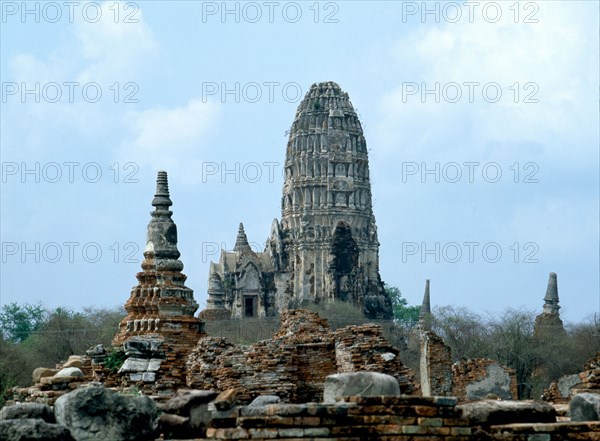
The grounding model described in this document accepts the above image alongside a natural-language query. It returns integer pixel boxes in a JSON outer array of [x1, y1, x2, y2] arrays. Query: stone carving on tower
[[200, 82, 393, 319]]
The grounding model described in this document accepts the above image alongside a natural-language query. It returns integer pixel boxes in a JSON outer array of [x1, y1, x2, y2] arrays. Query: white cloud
[[73, 1, 156, 83], [121, 99, 221, 180], [3, 1, 158, 153], [376, 1, 598, 161]]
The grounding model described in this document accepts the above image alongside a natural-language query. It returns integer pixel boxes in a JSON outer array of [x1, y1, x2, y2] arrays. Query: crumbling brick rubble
[[186, 310, 414, 404]]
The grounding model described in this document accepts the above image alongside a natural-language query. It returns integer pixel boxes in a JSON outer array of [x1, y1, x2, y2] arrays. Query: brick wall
[[420, 331, 453, 397], [452, 359, 518, 402]]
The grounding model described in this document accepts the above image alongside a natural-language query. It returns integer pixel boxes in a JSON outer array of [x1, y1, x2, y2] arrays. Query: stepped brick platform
[[206, 396, 472, 440]]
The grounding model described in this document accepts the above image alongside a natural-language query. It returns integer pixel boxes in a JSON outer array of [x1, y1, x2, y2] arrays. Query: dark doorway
[[330, 222, 359, 301], [244, 297, 255, 317]]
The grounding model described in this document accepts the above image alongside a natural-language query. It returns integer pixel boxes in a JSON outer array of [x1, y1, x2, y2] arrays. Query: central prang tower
[[268, 81, 391, 318], [201, 81, 393, 320]]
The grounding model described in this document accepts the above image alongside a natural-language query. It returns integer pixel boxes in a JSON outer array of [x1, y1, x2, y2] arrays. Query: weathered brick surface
[[452, 359, 518, 402], [334, 325, 414, 394], [420, 331, 452, 397]]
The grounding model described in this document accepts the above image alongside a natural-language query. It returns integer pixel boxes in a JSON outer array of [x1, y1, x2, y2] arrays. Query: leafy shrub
[[104, 349, 127, 373]]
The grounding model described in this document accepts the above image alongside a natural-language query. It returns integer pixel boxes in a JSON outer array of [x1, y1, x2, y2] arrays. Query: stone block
[[147, 359, 163, 372], [323, 372, 400, 403], [213, 389, 239, 411], [458, 400, 556, 427], [54, 368, 84, 379], [0, 403, 55, 423], [32, 368, 58, 384], [63, 356, 83, 369], [0, 419, 75, 441], [54, 384, 158, 441], [248, 395, 281, 407], [119, 358, 149, 373], [570, 393, 600, 421], [142, 372, 156, 382]]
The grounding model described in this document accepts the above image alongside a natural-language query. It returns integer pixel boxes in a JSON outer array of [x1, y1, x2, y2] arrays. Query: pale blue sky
[[1, 1, 598, 323]]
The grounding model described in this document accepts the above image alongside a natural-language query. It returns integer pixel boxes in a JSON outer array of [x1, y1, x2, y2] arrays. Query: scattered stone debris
[[157, 389, 218, 439], [543, 373, 584, 403], [575, 351, 600, 394]]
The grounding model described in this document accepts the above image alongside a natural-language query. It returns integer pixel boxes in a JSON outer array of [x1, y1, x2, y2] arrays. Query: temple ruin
[[4, 81, 599, 441], [200, 81, 392, 320]]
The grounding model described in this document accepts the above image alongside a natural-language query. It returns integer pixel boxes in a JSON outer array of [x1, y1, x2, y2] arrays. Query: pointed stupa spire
[[113, 170, 204, 353], [144, 170, 181, 267], [419, 279, 431, 319], [234, 222, 252, 254], [418, 279, 432, 330], [543, 272, 560, 314], [152, 170, 172, 209]]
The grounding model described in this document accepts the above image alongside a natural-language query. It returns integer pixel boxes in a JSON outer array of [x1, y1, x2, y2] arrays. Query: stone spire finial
[[234, 222, 252, 254], [144, 171, 181, 268], [152, 170, 172, 209], [418, 279, 432, 331], [543, 272, 560, 314]]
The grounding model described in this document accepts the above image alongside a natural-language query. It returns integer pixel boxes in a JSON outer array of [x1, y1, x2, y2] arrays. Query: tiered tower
[[268, 81, 391, 318], [113, 171, 204, 346]]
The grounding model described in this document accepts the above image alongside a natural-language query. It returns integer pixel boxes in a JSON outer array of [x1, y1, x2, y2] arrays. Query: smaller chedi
[[534, 272, 566, 337], [113, 170, 205, 348]]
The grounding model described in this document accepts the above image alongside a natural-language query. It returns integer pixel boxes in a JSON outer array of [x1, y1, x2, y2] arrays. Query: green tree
[[384, 285, 420, 327], [0, 302, 46, 343], [27, 306, 124, 365], [486, 308, 538, 399]]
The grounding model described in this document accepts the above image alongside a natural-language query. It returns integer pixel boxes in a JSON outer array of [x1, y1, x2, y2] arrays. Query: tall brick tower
[[268, 81, 392, 319]]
